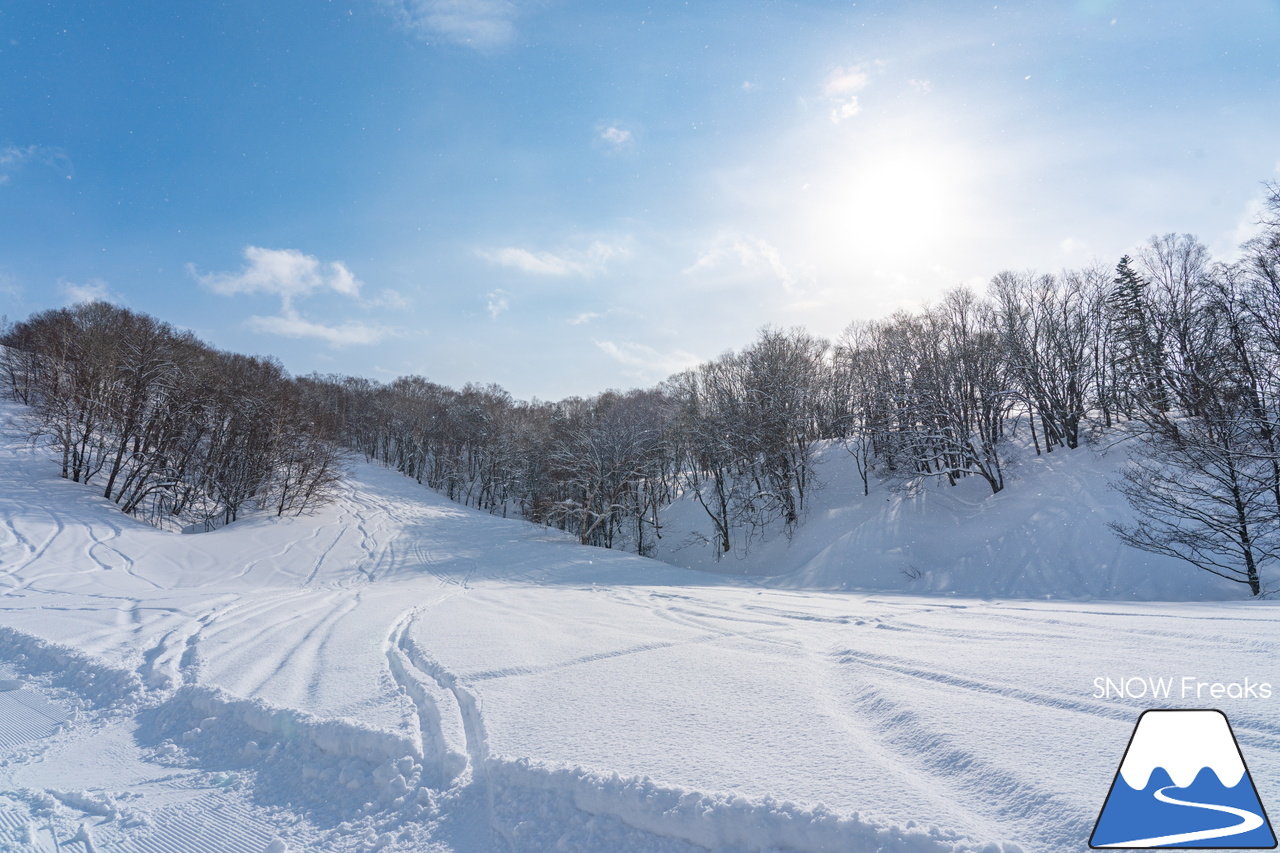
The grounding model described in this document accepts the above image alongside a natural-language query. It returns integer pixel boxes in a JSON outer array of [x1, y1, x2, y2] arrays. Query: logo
[[1091, 709, 1276, 848]]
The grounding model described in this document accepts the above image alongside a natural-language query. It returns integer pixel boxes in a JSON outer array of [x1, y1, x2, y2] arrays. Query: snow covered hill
[[2, 402, 1279, 853], [653, 437, 1261, 600]]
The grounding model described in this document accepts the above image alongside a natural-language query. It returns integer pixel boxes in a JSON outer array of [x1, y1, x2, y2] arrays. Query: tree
[[1110, 253, 1280, 597], [1107, 255, 1168, 415], [1110, 402, 1279, 596]]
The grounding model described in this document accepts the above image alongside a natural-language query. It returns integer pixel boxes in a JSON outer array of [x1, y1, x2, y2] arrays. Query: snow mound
[[655, 439, 1254, 600]]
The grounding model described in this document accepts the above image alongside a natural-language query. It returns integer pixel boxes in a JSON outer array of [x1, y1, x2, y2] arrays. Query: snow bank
[[0, 626, 145, 708], [490, 760, 1022, 853]]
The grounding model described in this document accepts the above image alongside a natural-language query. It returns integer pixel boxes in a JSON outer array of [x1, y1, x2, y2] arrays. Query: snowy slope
[[652, 438, 1258, 600], [3, 401, 1280, 853]]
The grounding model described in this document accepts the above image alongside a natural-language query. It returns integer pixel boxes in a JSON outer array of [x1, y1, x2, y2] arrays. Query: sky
[[2, 1, 1279, 401]]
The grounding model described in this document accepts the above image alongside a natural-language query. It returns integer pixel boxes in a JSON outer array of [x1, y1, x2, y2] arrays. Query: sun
[[804, 137, 972, 271]]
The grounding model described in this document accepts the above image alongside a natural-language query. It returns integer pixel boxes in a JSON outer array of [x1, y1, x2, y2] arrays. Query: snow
[[2, 401, 1279, 852]]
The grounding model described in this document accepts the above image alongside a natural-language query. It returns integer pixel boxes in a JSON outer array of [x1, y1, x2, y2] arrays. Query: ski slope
[[2, 402, 1279, 852]]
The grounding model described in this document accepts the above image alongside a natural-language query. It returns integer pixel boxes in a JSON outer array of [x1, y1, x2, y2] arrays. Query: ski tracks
[[384, 606, 477, 789]]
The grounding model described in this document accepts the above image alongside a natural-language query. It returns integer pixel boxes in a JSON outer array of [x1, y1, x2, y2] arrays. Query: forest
[[3, 183, 1279, 593]]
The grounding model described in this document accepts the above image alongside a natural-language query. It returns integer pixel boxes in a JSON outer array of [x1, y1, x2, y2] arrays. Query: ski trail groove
[[845, 677, 1091, 850], [384, 607, 469, 788]]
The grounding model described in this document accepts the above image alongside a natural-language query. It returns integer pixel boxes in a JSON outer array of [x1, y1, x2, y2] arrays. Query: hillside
[[653, 435, 1257, 601]]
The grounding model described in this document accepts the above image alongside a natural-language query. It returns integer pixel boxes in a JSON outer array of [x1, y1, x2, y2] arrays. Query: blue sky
[[2, 1, 1278, 400]]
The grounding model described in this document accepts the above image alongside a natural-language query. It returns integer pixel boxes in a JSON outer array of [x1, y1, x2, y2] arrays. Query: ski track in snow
[[2, 404, 1279, 852]]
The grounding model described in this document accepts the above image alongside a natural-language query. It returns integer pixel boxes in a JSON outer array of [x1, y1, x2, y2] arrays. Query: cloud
[[0, 273, 22, 301], [194, 246, 398, 346], [1059, 236, 1088, 256], [369, 288, 413, 310], [0, 145, 73, 184], [909, 78, 933, 94], [485, 289, 509, 318], [477, 241, 625, 277], [60, 279, 119, 305], [600, 126, 631, 146], [593, 340, 701, 379], [684, 233, 798, 292], [824, 65, 871, 122], [567, 311, 600, 325], [246, 311, 396, 346], [191, 246, 362, 311], [379, 0, 517, 49]]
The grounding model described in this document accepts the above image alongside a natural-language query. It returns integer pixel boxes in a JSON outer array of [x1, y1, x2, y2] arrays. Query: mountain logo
[[1090, 709, 1276, 848]]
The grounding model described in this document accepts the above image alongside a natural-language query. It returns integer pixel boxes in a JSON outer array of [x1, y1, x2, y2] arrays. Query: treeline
[[1, 302, 346, 530]]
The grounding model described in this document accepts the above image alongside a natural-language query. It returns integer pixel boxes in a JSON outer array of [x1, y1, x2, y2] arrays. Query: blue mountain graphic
[[1092, 766, 1276, 848]]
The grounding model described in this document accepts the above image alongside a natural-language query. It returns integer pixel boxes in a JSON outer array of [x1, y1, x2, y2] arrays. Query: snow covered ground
[[3, 402, 1279, 852]]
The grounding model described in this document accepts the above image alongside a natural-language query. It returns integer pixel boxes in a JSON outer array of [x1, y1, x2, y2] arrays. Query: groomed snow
[[2, 402, 1278, 852]]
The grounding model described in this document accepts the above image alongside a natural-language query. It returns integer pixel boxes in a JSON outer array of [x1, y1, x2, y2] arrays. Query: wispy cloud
[[0, 273, 23, 301], [378, 0, 518, 49], [477, 241, 626, 277], [684, 233, 798, 292], [593, 339, 700, 379], [247, 311, 396, 346], [824, 65, 871, 122], [567, 311, 600, 325], [1059, 236, 1088, 256], [193, 246, 397, 346], [60, 279, 120, 305], [0, 145, 73, 185], [599, 126, 631, 146], [485, 289, 509, 318], [369, 288, 413, 310]]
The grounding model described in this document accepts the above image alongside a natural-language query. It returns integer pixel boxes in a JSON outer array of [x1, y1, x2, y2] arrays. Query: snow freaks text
[[1093, 677, 1274, 701]]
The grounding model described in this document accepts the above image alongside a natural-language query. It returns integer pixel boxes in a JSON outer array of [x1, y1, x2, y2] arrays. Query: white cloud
[[191, 246, 362, 311], [593, 340, 700, 378], [245, 310, 395, 347], [567, 311, 600, 325], [1059, 236, 1088, 256], [0, 273, 22, 301], [824, 65, 871, 123], [194, 246, 400, 346], [1, 145, 73, 184], [832, 98, 862, 121], [370, 288, 413, 310], [909, 78, 933, 94], [485, 289, 509, 318], [685, 233, 798, 292], [60, 279, 118, 305], [477, 241, 625, 277], [824, 68, 869, 97], [1221, 193, 1271, 255], [600, 126, 632, 146], [380, 0, 517, 49]]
